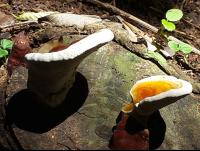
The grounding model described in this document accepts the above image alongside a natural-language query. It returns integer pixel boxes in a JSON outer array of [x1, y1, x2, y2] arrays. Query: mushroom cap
[[122, 75, 192, 116], [25, 29, 114, 108], [25, 29, 114, 62]]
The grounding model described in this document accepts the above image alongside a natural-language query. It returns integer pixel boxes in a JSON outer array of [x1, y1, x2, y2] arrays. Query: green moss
[[113, 53, 137, 82]]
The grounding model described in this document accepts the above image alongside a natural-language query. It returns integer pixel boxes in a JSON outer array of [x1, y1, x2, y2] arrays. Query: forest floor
[[0, 0, 200, 149]]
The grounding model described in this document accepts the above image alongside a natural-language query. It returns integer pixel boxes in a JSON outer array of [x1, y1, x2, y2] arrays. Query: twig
[[180, 0, 187, 11], [183, 56, 189, 65], [84, 0, 158, 33], [182, 18, 200, 30], [0, 21, 38, 29], [116, 16, 152, 43], [58, 129, 80, 150], [121, 22, 138, 42], [123, 21, 153, 44], [84, 0, 200, 55], [150, 6, 165, 14], [174, 30, 196, 39], [110, 0, 115, 7], [182, 70, 192, 73]]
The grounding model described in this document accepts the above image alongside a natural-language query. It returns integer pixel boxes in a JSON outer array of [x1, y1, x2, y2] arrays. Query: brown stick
[[84, 0, 200, 55], [0, 21, 38, 29], [182, 18, 200, 30], [180, 0, 187, 11], [84, 0, 158, 33]]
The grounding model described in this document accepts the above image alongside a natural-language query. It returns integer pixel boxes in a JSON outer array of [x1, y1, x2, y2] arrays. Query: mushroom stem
[[25, 29, 114, 107]]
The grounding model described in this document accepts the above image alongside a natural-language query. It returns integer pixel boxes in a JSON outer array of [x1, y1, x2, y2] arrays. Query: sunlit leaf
[[162, 19, 176, 31], [1, 39, 13, 49], [168, 41, 179, 52], [179, 42, 193, 53], [166, 9, 183, 22], [0, 48, 8, 58], [12, 11, 59, 21]]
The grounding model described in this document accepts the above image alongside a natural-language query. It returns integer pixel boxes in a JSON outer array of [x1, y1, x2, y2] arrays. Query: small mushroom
[[7, 31, 32, 76], [122, 75, 192, 126], [25, 29, 114, 107]]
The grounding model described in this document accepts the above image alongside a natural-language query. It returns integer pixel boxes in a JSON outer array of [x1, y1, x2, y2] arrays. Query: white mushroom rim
[[25, 29, 114, 62], [122, 75, 193, 114]]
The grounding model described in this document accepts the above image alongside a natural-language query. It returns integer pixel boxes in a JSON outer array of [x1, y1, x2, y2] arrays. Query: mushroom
[[7, 31, 32, 76], [108, 75, 192, 150], [25, 29, 114, 108], [122, 75, 193, 126]]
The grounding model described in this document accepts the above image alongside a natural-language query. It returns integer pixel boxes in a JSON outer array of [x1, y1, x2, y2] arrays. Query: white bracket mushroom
[[25, 29, 114, 108], [122, 75, 193, 126]]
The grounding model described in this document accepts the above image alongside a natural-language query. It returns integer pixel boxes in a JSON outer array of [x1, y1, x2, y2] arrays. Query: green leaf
[[179, 42, 193, 53], [162, 19, 176, 31], [0, 48, 8, 58], [168, 41, 179, 52], [12, 11, 59, 21], [1, 39, 13, 49], [166, 9, 183, 22]]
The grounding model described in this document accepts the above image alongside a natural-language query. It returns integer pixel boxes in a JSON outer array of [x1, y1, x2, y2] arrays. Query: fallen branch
[[174, 30, 196, 39], [84, 0, 158, 32], [116, 16, 151, 43], [182, 18, 200, 30], [0, 21, 38, 29], [84, 0, 200, 55]]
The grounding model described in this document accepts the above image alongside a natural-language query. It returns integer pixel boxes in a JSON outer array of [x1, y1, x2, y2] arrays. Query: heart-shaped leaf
[[168, 41, 179, 52], [162, 19, 176, 31], [179, 42, 193, 54], [0, 48, 8, 58], [1, 39, 13, 49]]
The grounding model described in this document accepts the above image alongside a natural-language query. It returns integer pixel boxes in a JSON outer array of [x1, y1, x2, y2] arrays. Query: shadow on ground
[[147, 111, 166, 150], [5, 72, 88, 133]]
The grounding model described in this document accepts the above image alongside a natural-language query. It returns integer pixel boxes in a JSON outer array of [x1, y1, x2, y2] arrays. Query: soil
[[0, 0, 200, 149]]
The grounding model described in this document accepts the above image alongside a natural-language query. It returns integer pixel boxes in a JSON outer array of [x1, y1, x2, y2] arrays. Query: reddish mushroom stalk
[[7, 31, 32, 76], [108, 115, 149, 150]]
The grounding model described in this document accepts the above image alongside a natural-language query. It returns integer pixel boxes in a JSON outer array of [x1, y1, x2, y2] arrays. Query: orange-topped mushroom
[[122, 76, 183, 114], [108, 75, 192, 150]]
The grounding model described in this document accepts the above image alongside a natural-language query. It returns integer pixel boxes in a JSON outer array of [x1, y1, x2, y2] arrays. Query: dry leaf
[[39, 13, 102, 29], [0, 11, 15, 27], [12, 11, 59, 21]]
